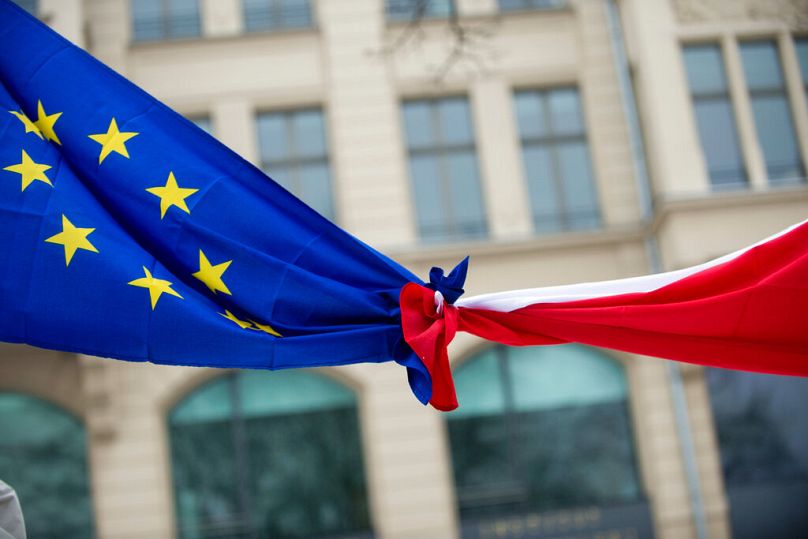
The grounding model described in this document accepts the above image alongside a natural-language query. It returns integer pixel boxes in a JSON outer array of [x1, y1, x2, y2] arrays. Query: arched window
[[169, 370, 372, 538], [447, 345, 647, 536], [706, 369, 808, 538], [0, 393, 93, 538]]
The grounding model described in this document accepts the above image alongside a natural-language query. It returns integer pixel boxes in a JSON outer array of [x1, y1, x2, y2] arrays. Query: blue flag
[[0, 0, 438, 403]]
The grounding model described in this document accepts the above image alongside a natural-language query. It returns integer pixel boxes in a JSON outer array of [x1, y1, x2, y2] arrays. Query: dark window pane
[[749, 95, 804, 183], [447, 346, 642, 522], [12, 0, 37, 15], [499, 0, 567, 11], [556, 140, 600, 230], [403, 101, 436, 150], [547, 88, 584, 135], [169, 0, 201, 38], [683, 44, 749, 188], [439, 98, 474, 145], [522, 144, 559, 233], [447, 150, 487, 238], [0, 393, 94, 538], [707, 369, 808, 539], [797, 38, 808, 103], [740, 41, 784, 91], [188, 116, 212, 135], [281, 0, 311, 27], [409, 154, 447, 238], [132, 0, 200, 41], [387, 0, 452, 22], [514, 91, 547, 139], [244, 0, 312, 31], [692, 98, 747, 187], [257, 114, 288, 162], [170, 372, 371, 539], [297, 163, 334, 220], [683, 44, 729, 94], [292, 109, 326, 158], [244, 0, 275, 31], [132, 0, 164, 41]]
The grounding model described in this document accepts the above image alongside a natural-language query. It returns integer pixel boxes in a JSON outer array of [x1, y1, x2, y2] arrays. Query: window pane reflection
[[0, 393, 94, 538], [707, 369, 808, 539], [447, 346, 642, 522], [169, 371, 371, 539]]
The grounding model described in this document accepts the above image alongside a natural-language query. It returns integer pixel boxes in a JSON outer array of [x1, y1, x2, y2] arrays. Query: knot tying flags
[[400, 258, 469, 411]]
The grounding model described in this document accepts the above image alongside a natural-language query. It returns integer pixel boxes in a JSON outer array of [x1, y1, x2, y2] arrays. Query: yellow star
[[145, 172, 198, 219], [88, 118, 138, 164], [220, 310, 252, 329], [33, 100, 62, 145], [3, 149, 52, 191], [249, 319, 282, 337], [128, 266, 183, 310], [45, 215, 99, 266], [192, 249, 232, 295], [8, 110, 43, 139]]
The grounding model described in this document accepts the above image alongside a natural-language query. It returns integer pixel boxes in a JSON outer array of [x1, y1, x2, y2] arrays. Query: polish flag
[[400, 219, 808, 411]]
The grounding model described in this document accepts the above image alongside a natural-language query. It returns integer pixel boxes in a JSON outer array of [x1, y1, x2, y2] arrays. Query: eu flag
[[0, 0, 434, 403]]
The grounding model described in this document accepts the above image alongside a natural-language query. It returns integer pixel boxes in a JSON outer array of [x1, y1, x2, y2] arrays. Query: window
[[387, 0, 452, 22], [683, 44, 748, 188], [499, 0, 565, 12], [256, 109, 334, 221], [797, 37, 808, 104], [243, 0, 312, 32], [12, 0, 37, 15], [0, 393, 93, 538], [514, 88, 600, 233], [447, 346, 646, 531], [706, 369, 808, 538], [188, 116, 212, 135], [132, 0, 201, 42], [169, 370, 372, 539], [402, 97, 487, 241], [740, 40, 805, 184]]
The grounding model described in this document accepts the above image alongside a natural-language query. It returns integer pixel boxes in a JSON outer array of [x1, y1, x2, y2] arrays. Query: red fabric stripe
[[459, 221, 808, 376], [401, 221, 808, 411]]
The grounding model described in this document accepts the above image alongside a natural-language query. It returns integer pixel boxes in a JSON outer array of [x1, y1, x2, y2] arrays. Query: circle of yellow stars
[[4, 99, 280, 336]]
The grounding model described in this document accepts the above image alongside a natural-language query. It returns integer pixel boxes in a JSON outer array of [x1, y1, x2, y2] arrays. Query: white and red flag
[[401, 219, 808, 411]]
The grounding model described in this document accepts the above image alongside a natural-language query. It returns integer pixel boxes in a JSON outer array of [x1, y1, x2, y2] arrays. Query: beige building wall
[[2, 0, 807, 538]]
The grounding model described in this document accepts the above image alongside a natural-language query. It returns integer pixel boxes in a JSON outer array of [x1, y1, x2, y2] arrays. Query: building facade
[[1, 0, 807, 538]]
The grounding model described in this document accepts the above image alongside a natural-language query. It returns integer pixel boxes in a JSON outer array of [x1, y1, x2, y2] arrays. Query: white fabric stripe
[[455, 219, 807, 313]]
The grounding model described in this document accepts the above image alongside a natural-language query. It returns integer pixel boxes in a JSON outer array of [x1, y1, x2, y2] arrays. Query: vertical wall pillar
[[318, 0, 417, 248], [621, 0, 708, 199]]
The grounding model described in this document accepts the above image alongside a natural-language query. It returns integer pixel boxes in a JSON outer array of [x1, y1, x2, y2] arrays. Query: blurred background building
[[1, 0, 808, 538]]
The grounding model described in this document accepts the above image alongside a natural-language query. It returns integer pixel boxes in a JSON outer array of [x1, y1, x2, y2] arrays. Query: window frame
[[255, 107, 336, 222], [242, 0, 315, 33], [738, 38, 806, 184], [401, 95, 489, 242], [131, 0, 202, 42], [446, 345, 645, 518], [513, 86, 602, 233]]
